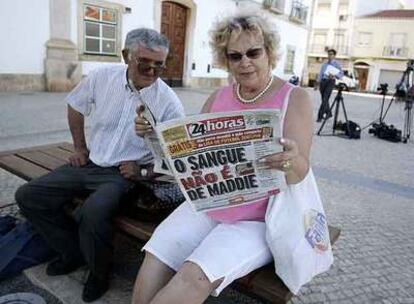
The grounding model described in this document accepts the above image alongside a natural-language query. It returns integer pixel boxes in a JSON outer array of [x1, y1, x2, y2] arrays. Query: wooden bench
[[0, 142, 340, 304]]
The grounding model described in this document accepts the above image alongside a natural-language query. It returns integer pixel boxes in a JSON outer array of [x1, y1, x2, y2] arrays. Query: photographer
[[314, 49, 344, 122]]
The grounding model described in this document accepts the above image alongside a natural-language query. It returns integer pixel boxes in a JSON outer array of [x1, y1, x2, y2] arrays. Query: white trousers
[[143, 201, 272, 296]]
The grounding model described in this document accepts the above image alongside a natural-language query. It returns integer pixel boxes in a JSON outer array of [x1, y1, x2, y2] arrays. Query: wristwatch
[[140, 168, 148, 177]]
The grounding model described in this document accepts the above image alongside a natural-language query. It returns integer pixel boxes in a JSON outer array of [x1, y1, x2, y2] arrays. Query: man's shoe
[[82, 273, 109, 302], [316, 118, 322, 123], [46, 257, 85, 276]]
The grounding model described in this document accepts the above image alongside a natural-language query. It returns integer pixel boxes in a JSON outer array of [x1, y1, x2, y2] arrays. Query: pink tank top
[[207, 81, 294, 223]]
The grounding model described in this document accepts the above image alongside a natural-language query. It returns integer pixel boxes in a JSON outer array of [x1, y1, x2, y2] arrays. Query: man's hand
[[68, 149, 89, 167], [135, 105, 153, 137], [119, 161, 140, 180], [119, 162, 161, 181], [328, 74, 335, 79]]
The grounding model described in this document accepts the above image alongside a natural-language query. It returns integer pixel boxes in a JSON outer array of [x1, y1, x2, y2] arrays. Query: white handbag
[[265, 168, 333, 294]]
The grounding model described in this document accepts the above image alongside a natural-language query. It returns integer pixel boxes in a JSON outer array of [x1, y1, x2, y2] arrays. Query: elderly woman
[[132, 12, 313, 304]]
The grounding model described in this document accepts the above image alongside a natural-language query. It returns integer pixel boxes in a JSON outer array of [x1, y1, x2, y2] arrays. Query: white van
[[336, 71, 358, 90]]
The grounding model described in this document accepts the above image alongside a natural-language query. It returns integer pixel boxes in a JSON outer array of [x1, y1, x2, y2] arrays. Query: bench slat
[[0, 142, 67, 157], [0, 154, 49, 180], [18, 150, 66, 171], [58, 142, 75, 153], [42, 147, 73, 162], [114, 216, 157, 241]]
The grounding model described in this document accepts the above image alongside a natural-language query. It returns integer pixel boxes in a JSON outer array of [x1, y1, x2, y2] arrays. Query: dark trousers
[[317, 78, 335, 121], [15, 162, 133, 279]]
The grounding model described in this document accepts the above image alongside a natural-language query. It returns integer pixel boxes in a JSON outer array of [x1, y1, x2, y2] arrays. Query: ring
[[281, 160, 293, 172]]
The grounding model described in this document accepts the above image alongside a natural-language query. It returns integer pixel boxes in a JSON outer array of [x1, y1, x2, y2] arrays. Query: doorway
[[355, 66, 369, 91], [161, 2, 188, 87]]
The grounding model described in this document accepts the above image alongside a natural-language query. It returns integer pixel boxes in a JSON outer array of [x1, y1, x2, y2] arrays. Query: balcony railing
[[382, 46, 409, 58], [289, 1, 308, 24], [263, 0, 285, 14]]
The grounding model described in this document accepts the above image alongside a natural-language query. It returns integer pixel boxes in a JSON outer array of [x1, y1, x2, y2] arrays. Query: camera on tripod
[[377, 83, 388, 94], [407, 59, 414, 71], [335, 82, 348, 92], [368, 122, 401, 142]]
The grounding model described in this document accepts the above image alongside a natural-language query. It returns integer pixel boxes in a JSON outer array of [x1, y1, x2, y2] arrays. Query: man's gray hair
[[124, 28, 169, 55]]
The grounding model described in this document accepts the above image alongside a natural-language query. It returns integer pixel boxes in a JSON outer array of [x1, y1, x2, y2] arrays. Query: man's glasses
[[226, 48, 264, 62], [134, 57, 166, 75]]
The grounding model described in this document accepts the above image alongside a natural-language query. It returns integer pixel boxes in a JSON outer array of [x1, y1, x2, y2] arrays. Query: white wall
[[353, 18, 414, 58], [273, 18, 308, 80], [269, 0, 311, 80], [0, 0, 50, 74], [190, 0, 237, 79]]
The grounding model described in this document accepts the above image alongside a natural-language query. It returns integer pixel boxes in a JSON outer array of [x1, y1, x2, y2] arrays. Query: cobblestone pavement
[[0, 88, 413, 303]]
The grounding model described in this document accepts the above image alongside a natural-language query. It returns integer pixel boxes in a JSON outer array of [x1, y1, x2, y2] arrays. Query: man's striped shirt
[[66, 65, 185, 167]]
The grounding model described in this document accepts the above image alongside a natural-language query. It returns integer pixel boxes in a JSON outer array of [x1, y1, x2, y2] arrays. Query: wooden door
[[161, 2, 187, 87], [356, 68, 368, 91]]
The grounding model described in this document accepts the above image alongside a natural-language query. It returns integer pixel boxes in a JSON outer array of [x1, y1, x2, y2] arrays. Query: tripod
[[362, 84, 391, 129], [402, 97, 412, 143], [400, 64, 414, 143], [372, 61, 414, 143], [317, 85, 351, 137]]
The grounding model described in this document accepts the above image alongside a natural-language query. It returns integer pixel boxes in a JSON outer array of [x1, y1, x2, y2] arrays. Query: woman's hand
[[135, 105, 153, 137], [260, 138, 299, 172]]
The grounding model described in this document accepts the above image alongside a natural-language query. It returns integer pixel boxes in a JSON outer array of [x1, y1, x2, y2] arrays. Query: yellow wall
[[352, 18, 414, 59]]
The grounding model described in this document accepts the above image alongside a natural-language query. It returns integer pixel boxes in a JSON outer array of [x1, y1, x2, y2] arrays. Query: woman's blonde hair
[[209, 11, 280, 70]]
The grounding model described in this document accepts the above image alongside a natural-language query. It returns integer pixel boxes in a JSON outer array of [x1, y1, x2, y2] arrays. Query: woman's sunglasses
[[226, 48, 264, 62], [134, 57, 166, 75]]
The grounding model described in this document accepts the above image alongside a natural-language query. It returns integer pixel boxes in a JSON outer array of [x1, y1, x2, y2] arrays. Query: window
[[311, 32, 327, 52], [263, 0, 285, 14], [317, 3, 330, 11], [338, 3, 348, 15], [334, 31, 347, 54], [289, 1, 308, 24], [389, 33, 406, 48], [83, 5, 117, 55], [358, 32, 372, 47], [316, 3, 330, 21], [383, 33, 408, 57], [284, 47, 295, 74]]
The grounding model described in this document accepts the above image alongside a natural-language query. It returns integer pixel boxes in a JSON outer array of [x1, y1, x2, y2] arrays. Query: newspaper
[[324, 64, 340, 77], [153, 110, 287, 212]]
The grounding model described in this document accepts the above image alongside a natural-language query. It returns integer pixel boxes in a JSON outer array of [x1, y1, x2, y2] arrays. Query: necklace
[[236, 76, 274, 104]]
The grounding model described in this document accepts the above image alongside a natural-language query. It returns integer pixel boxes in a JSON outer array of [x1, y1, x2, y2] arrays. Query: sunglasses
[[226, 47, 264, 62], [134, 57, 166, 75]]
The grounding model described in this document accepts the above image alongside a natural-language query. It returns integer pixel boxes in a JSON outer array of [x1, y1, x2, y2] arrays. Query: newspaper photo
[[154, 110, 287, 212], [145, 132, 173, 176]]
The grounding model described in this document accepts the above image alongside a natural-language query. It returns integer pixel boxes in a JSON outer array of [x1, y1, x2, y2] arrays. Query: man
[[314, 48, 343, 122], [15, 28, 185, 302]]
